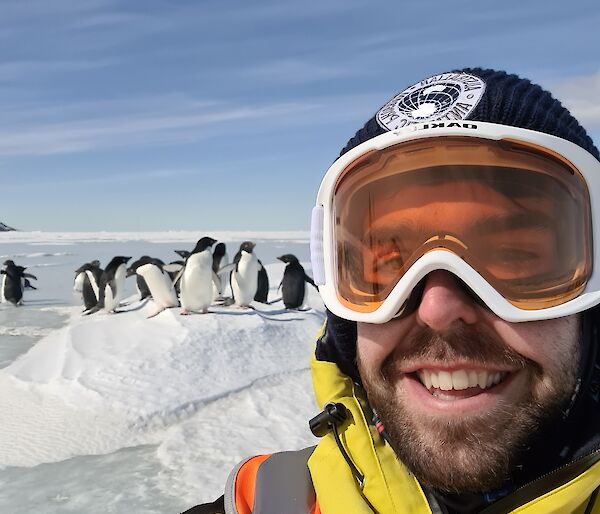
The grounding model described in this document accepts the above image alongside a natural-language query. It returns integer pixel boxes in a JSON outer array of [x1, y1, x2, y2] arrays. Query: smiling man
[[187, 69, 600, 514]]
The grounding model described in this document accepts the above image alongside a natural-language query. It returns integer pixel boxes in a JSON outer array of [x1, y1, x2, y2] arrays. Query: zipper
[[478, 446, 600, 514]]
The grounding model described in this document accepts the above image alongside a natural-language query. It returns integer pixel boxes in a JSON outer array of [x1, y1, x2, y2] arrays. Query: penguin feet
[[147, 308, 165, 319], [180, 309, 190, 316]]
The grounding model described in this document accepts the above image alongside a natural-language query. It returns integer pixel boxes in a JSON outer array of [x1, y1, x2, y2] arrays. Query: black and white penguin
[[2, 260, 38, 294], [171, 250, 191, 294], [230, 241, 263, 307], [128, 256, 178, 316], [74, 260, 103, 312], [127, 255, 156, 300], [180, 237, 217, 314], [277, 254, 317, 309], [91, 256, 131, 313], [211, 242, 229, 300], [1, 260, 37, 306], [255, 264, 269, 304]]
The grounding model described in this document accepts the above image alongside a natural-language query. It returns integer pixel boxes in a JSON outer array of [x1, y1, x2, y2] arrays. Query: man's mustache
[[381, 324, 532, 379]]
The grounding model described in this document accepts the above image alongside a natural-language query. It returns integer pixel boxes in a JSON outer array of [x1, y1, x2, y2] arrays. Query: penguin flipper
[[23, 273, 37, 280], [217, 263, 236, 275], [162, 263, 183, 274], [305, 274, 318, 290], [171, 266, 185, 287], [108, 279, 118, 300], [212, 271, 221, 289]]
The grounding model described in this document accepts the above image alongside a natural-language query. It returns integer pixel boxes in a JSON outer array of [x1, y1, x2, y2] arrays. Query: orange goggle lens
[[333, 136, 593, 313]]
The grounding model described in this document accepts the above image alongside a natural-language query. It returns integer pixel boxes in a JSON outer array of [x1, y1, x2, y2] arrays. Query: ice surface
[[0, 234, 324, 512]]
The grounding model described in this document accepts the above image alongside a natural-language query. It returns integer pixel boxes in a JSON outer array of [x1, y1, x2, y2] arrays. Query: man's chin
[[362, 368, 564, 492], [375, 393, 533, 492]]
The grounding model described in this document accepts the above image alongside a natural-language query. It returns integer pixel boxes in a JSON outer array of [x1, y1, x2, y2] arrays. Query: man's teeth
[[416, 369, 507, 391]]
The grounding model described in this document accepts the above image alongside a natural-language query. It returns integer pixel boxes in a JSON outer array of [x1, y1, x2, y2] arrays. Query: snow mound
[[0, 281, 325, 482]]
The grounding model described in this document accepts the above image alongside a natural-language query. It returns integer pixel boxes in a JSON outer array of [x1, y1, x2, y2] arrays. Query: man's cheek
[[357, 335, 395, 368]]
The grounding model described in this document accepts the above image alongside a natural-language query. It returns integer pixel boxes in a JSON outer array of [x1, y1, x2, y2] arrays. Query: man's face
[[357, 272, 580, 492]]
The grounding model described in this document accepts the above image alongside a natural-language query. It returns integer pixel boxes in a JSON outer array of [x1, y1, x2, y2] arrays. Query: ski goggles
[[310, 121, 600, 323]]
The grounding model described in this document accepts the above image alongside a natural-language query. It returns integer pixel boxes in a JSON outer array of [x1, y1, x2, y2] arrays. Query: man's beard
[[358, 323, 579, 493]]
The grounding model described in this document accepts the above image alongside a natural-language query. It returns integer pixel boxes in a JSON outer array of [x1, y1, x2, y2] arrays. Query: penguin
[[89, 256, 131, 313], [230, 241, 263, 308], [277, 254, 317, 309], [170, 250, 191, 294], [126, 255, 155, 300], [74, 260, 103, 312], [128, 256, 178, 317], [1, 260, 37, 306], [255, 264, 269, 304], [211, 242, 229, 300], [180, 237, 217, 314]]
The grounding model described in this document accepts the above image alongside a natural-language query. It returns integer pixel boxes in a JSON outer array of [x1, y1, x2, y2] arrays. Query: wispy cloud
[[235, 58, 362, 84], [554, 70, 600, 129], [0, 100, 319, 156], [0, 59, 114, 81], [0, 167, 201, 190], [0, 89, 384, 157]]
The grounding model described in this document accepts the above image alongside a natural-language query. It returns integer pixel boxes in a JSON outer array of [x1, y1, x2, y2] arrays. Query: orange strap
[[234, 454, 271, 514], [234, 453, 321, 514]]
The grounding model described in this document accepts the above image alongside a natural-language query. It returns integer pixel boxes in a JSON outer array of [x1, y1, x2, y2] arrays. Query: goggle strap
[[310, 206, 326, 285]]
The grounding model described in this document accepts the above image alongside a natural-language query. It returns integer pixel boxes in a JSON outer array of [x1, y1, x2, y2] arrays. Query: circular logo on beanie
[[376, 72, 486, 130]]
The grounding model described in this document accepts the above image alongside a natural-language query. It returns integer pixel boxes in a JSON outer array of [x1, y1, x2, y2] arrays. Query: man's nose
[[416, 270, 479, 331]]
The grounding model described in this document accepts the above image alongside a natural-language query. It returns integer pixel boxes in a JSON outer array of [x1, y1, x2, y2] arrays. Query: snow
[[0, 235, 324, 512]]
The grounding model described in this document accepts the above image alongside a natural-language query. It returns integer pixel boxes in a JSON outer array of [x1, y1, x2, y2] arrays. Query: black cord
[[331, 421, 365, 489]]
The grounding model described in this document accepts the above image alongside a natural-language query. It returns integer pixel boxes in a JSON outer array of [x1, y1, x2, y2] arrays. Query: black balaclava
[[314, 68, 600, 513]]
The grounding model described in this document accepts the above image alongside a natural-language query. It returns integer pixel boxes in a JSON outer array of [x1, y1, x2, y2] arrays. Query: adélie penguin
[[180, 237, 217, 314], [211, 242, 229, 300], [128, 256, 179, 317], [230, 241, 263, 308], [3, 260, 38, 294], [88, 256, 131, 314], [255, 264, 269, 303], [1, 260, 37, 306], [74, 260, 103, 312], [126, 255, 155, 301], [171, 250, 191, 294], [277, 254, 317, 309]]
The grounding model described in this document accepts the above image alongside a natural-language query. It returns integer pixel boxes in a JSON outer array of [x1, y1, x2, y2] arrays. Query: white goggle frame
[[310, 121, 600, 323]]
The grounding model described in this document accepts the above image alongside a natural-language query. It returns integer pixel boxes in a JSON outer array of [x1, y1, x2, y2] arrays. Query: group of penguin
[[73, 237, 317, 317], [0, 260, 38, 306]]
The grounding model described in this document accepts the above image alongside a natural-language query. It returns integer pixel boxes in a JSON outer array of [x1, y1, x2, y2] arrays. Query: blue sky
[[0, 0, 598, 231]]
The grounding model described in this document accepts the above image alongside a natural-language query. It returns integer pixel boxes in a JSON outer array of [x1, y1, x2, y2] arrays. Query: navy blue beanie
[[316, 67, 600, 382]]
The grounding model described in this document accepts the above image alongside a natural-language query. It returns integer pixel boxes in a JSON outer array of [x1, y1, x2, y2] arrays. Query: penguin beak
[[277, 256, 284, 262]]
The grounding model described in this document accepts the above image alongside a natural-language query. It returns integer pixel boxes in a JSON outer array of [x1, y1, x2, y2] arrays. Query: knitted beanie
[[316, 67, 600, 382]]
